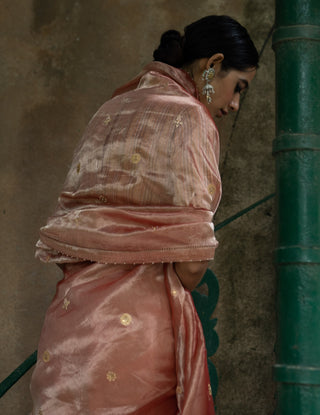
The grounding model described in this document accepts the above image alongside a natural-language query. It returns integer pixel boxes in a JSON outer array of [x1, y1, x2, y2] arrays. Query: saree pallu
[[31, 62, 221, 414]]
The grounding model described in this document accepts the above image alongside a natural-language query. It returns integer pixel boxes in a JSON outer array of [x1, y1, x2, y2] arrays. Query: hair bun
[[153, 30, 184, 68]]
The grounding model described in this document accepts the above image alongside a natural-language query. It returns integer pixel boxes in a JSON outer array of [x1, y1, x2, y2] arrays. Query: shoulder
[[174, 99, 219, 143]]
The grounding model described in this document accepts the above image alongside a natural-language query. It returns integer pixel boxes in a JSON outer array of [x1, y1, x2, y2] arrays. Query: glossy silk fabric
[[31, 62, 221, 414]]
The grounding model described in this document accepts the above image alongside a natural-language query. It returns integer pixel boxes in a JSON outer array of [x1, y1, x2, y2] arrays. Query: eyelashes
[[234, 84, 243, 94], [234, 81, 249, 95]]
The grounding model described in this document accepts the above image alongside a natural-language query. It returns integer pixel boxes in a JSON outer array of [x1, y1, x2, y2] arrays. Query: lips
[[216, 109, 228, 118]]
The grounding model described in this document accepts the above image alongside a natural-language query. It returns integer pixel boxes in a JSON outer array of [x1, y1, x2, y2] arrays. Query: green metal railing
[[0, 192, 275, 399]]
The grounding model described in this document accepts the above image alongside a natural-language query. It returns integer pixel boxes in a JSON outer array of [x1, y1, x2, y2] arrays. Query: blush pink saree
[[31, 62, 221, 414]]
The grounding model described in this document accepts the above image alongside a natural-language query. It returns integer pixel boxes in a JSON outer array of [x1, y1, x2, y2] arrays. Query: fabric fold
[[36, 206, 218, 264]]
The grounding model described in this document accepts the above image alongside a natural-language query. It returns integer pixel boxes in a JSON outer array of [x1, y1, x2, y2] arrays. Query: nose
[[229, 93, 240, 112]]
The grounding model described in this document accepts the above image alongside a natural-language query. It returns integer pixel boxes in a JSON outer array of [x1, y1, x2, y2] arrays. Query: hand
[[173, 261, 209, 291]]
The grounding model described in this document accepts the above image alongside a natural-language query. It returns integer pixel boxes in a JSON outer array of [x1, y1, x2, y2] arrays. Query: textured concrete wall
[[0, 1, 275, 414]]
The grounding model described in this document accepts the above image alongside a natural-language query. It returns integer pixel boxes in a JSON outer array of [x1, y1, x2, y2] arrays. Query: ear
[[206, 53, 224, 69]]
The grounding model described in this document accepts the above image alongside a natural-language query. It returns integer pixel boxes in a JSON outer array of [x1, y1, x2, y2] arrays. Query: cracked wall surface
[[0, 1, 275, 414]]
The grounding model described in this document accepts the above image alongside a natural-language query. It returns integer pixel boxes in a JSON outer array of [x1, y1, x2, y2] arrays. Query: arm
[[174, 261, 209, 291]]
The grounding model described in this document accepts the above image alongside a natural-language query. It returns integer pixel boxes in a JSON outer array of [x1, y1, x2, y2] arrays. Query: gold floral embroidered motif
[[208, 383, 212, 396], [174, 115, 183, 128], [106, 371, 117, 382], [208, 184, 216, 196], [103, 114, 111, 125], [62, 297, 70, 311], [42, 350, 50, 363], [120, 313, 132, 326], [131, 153, 141, 164], [176, 386, 183, 394], [99, 195, 107, 203]]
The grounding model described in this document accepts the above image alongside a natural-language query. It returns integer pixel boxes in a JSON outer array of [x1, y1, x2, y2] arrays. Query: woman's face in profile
[[201, 66, 256, 119]]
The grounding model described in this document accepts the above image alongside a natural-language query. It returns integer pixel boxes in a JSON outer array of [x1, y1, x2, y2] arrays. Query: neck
[[182, 64, 194, 80]]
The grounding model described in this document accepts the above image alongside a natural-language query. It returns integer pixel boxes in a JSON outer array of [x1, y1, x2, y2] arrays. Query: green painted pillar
[[272, 0, 320, 413]]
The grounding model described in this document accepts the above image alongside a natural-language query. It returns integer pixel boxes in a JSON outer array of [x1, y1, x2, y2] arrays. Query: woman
[[30, 15, 258, 415]]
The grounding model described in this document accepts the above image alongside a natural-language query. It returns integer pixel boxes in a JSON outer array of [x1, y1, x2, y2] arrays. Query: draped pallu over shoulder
[[36, 62, 221, 265], [32, 62, 220, 415]]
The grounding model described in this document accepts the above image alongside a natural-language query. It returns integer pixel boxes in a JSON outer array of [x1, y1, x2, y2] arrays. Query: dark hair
[[153, 15, 259, 71]]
